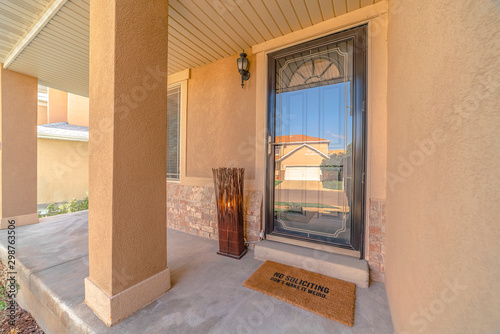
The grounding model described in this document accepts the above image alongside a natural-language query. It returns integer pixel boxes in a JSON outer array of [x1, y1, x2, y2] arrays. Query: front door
[[266, 26, 366, 253]]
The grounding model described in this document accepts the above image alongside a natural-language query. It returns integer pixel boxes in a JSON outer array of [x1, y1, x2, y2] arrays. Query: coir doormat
[[243, 261, 356, 326]]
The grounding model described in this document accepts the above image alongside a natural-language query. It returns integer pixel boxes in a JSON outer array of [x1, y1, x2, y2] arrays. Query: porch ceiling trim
[[167, 69, 190, 85], [3, 0, 69, 68]]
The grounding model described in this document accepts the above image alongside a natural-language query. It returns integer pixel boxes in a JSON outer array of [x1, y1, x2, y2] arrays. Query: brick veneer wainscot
[[167, 184, 386, 282], [368, 198, 386, 282], [167, 183, 262, 249]]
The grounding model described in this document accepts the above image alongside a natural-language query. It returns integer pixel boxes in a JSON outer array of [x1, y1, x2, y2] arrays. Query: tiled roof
[[275, 134, 329, 143], [37, 122, 88, 142]]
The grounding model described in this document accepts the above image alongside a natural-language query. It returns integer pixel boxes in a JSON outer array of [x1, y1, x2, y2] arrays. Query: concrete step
[[254, 240, 369, 288]]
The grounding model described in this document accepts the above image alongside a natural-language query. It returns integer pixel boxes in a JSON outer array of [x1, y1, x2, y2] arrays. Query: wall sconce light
[[237, 51, 250, 88]]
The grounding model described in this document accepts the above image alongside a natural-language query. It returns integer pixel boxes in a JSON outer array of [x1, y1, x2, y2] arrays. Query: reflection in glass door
[[266, 26, 366, 252]]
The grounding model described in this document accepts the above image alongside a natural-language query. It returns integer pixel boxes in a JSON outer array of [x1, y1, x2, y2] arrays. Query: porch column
[[85, 0, 170, 326], [0, 67, 38, 229]]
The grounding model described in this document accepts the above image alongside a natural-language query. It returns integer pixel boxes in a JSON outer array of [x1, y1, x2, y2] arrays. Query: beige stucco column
[[0, 67, 38, 229], [84, 0, 170, 326]]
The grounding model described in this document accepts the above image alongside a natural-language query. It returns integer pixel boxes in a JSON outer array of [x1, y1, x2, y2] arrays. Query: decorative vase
[[212, 167, 246, 259]]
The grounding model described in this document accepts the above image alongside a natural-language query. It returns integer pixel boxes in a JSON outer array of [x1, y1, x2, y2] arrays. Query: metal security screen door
[[266, 26, 366, 252]]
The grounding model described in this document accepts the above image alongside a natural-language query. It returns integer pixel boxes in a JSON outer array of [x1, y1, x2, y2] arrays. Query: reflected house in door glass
[[274, 134, 343, 187], [273, 133, 351, 243]]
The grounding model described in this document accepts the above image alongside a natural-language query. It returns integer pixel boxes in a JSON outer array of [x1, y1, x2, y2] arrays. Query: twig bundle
[[212, 167, 245, 257]]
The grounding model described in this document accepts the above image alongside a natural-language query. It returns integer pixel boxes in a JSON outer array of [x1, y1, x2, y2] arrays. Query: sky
[[276, 82, 353, 150]]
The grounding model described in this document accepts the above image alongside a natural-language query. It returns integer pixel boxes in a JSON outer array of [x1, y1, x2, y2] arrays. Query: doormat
[[243, 261, 356, 326]]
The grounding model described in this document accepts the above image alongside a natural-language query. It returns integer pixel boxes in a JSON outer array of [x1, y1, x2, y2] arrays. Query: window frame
[[166, 82, 182, 182]]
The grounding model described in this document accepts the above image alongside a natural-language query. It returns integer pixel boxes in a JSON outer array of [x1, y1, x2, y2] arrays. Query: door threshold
[[254, 240, 369, 287], [266, 234, 360, 258]]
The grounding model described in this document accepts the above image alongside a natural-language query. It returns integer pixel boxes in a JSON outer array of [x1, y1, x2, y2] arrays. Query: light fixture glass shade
[[237, 52, 250, 88], [237, 53, 248, 72]]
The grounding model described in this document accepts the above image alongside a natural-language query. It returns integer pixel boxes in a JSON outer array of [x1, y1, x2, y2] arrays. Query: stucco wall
[[0, 67, 38, 218], [47, 88, 68, 124], [185, 50, 257, 182], [67, 93, 89, 126], [37, 105, 48, 125], [37, 138, 89, 204], [365, 10, 389, 283], [385, 0, 500, 333]]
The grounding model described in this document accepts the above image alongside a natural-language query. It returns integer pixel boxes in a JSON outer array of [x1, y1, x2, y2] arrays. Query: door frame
[[264, 25, 367, 255]]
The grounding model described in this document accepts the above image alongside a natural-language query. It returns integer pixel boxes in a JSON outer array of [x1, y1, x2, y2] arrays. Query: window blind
[[167, 86, 181, 180]]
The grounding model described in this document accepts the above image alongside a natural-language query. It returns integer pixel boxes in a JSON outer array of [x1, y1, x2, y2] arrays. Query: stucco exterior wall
[[185, 50, 257, 183], [385, 0, 500, 333], [67, 93, 89, 126], [0, 67, 38, 218], [37, 138, 89, 204], [47, 88, 68, 124], [37, 105, 48, 125], [366, 9, 388, 283]]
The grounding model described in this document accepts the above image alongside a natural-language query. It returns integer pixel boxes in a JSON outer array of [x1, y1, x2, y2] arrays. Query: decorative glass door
[[266, 26, 366, 252]]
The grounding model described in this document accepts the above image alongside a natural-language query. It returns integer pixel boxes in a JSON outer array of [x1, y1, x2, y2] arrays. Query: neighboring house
[[36, 86, 89, 210], [38, 86, 89, 127], [274, 134, 330, 183], [37, 123, 89, 208]]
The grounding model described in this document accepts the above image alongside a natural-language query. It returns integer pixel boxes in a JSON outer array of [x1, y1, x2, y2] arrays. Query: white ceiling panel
[[0, 0, 53, 60]]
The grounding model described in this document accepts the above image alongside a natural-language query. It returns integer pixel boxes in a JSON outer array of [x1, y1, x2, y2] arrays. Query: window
[[167, 85, 181, 180]]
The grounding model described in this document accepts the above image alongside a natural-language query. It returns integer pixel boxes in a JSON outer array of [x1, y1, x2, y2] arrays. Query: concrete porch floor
[[0, 211, 393, 333]]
